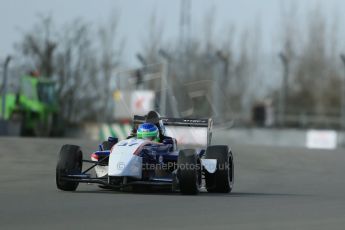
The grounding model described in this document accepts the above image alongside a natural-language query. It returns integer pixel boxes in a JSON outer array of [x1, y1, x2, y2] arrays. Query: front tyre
[[205, 145, 234, 193], [56, 144, 83, 191], [177, 149, 201, 195]]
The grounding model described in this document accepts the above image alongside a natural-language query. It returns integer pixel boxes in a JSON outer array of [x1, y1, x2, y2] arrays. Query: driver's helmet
[[137, 123, 160, 142]]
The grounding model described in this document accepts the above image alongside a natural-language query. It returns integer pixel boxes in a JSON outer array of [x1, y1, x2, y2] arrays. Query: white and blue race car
[[56, 111, 234, 195]]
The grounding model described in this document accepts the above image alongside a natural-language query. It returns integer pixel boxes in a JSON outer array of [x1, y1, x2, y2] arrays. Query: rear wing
[[133, 115, 213, 146]]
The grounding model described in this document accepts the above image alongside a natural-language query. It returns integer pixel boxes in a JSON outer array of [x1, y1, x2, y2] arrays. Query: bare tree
[[278, 5, 342, 127], [203, 6, 216, 53], [14, 13, 124, 124], [98, 10, 124, 121], [55, 19, 97, 123], [16, 15, 57, 77], [141, 12, 164, 65]]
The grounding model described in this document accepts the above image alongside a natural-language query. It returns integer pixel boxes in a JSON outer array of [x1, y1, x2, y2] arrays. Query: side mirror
[[108, 136, 118, 144], [163, 138, 177, 151], [162, 138, 173, 145]]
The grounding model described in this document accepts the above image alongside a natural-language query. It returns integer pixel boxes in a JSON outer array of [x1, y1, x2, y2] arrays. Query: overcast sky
[[1, 0, 344, 67]]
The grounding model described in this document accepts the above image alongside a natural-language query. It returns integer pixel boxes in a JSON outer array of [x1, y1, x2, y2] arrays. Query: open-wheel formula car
[[56, 111, 234, 195]]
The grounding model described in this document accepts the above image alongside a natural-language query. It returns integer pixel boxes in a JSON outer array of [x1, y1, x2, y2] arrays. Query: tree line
[[3, 5, 344, 127]]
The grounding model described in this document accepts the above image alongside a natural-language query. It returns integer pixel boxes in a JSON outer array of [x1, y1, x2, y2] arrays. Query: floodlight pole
[[1, 56, 11, 120], [215, 51, 229, 123], [340, 54, 345, 129], [279, 52, 289, 127], [158, 50, 180, 117], [158, 50, 168, 116]]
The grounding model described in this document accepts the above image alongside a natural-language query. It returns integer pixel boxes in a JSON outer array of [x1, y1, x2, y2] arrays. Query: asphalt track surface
[[1, 137, 345, 230]]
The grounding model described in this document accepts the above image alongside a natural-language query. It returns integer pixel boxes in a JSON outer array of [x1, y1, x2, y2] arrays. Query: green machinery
[[0, 75, 60, 136]]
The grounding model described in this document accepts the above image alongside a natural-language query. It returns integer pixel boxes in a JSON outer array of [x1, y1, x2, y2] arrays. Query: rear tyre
[[205, 145, 234, 193], [56, 144, 83, 191], [177, 149, 201, 195]]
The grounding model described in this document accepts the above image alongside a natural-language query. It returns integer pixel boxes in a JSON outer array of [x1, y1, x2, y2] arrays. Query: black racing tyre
[[204, 145, 234, 193], [177, 149, 201, 195], [56, 144, 83, 191]]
